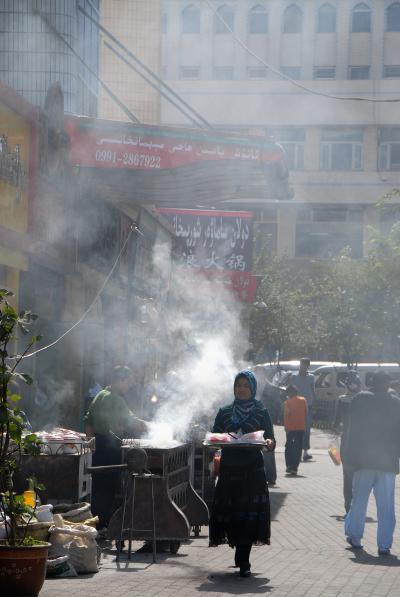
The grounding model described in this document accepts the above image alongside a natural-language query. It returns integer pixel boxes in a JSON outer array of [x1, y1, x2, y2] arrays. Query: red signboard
[[156, 208, 258, 302], [64, 117, 283, 172]]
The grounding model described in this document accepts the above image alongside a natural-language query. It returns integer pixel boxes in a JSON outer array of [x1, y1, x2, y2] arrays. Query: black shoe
[[239, 565, 251, 578]]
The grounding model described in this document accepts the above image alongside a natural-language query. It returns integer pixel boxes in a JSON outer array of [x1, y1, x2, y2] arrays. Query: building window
[[314, 66, 336, 79], [383, 65, 400, 77], [214, 66, 234, 79], [247, 66, 267, 78], [180, 66, 200, 79], [162, 13, 168, 34], [249, 4, 268, 33], [378, 128, 400, 170], [280, 66, 302, 79], [215, 4, 234, 33], [317, 3, 336, 33], [296, 207, 363, 258], [182, 5, 200, 34], [351, 3, 371, 33], [283, 4, 303, 33], [320, 129, 363, 170], [273, 128, 305, 170], [349, 65, 370, 79], [386, 2, 400, 31]]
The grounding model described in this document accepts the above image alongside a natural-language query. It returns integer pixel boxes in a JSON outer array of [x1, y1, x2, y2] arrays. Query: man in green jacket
[[85, 365, 148, 531]]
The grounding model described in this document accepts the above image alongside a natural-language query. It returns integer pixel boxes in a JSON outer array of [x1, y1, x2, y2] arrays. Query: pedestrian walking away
[[333, 370, 361, 513], [209, 370, 275, 578], [283, 384, 308, 476], [290, 357, 315, 461], [344, 370, 400, 555]]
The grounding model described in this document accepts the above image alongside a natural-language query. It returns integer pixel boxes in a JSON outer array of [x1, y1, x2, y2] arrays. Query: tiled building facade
[[161, 0, 400, 259]]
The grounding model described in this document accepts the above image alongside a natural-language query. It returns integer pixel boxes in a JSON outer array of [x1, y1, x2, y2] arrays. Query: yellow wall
[[100, 0, 162, 124], [0, 101, 31, 306]]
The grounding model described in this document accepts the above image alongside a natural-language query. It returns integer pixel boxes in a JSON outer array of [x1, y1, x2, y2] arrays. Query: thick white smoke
[[143, 242, 248, 446]]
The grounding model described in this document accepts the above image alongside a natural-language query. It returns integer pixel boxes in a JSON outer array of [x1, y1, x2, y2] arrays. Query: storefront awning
[[64, 116, 291, 206]]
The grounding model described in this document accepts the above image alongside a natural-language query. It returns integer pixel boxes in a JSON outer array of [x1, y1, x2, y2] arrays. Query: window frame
[[179, 65, 201, 80], [181, 5, 201, 34], [351, 2, 371, 33], [313, 66, 336, 79], [383, 65, 400, 78], [215, 4, 235, 34], [249, 4, 268, 34], [320, 129, 364, 171], [386, 2, 400, 32], [349, 65, 370, 79], [283, 4, 303, 34], [317, 3, 337, 33]]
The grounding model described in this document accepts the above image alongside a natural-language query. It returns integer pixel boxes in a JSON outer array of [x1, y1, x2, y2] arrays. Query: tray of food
[[203, 431, 266, 448]]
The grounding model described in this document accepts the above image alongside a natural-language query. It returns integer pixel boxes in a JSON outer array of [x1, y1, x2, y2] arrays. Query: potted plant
[[0, 288, 49, 596]]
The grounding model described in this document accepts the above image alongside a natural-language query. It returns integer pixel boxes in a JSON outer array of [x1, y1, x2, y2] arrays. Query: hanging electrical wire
[[205, 0, 400, 104], [20, 225, 142, 359]]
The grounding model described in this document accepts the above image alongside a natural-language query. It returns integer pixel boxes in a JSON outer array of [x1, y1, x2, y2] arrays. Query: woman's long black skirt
[[209, 463, 271, 547]]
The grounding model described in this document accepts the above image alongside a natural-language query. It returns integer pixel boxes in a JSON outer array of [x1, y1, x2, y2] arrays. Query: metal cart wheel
[[169, 541, 181, 554], [192, 525, 201, 537]]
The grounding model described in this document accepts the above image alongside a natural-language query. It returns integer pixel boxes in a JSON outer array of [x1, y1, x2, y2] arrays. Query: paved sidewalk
[[41, 426, 400, 597]]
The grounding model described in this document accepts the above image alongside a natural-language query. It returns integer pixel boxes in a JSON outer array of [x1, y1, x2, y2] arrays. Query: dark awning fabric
[[65, 116, 291, 206]]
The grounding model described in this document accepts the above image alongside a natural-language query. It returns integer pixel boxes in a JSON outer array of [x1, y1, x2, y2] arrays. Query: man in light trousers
[[344, 370, 400, 555]]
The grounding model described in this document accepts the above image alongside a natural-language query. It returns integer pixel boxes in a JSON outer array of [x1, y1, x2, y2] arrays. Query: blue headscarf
[[231, 370, 257, 431], [234, 370, 257, 400]]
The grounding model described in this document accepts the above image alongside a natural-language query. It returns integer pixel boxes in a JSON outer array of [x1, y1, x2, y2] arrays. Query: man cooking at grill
[[84, 365, 148, 534]]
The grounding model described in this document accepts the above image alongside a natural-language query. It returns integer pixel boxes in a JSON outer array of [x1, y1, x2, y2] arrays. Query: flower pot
[[0, 542, 50, 597]]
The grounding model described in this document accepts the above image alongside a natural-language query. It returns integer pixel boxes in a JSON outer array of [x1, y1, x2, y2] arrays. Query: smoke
[[141, 242, 248, 446]]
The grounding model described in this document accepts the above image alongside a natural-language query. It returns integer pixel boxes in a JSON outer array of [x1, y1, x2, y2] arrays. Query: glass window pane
[[380, 127, 400, 142], [216, 5, 234, 33], [331, 143, 353, 170], [378, 143, 388, 170], [321, 143, 330, 169], [314, 67, 336, 79], [214, 66, 234, 79], [386, 2, 400, 31], [354, 144, 363, 169], [390, 143, 400, 169], [321, 129, 363, 142], [383, 65, 400, 78], [182, 6, 200, 34], [247, 66, 267, 78], [280, 66, 301, 79], [249, 6, 268, 33], [317, 3, 336, 33], [283, 4, 302, 33], [352, 4, 371, 33], [349, 66, 370, 79]]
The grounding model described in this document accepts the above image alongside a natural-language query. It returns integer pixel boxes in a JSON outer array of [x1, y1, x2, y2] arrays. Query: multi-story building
[[0, 0, 100, 116], [100, 0, 162, 123], [161, 0, 400, 260]]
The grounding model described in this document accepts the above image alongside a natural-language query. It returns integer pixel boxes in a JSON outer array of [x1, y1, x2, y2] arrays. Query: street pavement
[[41, 426, 400, 597]]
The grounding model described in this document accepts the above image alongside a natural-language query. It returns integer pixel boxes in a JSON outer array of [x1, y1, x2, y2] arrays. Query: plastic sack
[[49, 516, 99, 574], [53, 502, 92, 523], [46, 555, 78, 578]]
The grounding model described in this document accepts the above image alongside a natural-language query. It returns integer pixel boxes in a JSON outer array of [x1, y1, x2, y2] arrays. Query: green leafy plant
[[0, 288, 43, 546]]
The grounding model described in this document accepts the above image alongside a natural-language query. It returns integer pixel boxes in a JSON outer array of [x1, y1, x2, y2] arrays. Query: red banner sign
[[64, 117, 283, 172], [156, 208, 258, 302]]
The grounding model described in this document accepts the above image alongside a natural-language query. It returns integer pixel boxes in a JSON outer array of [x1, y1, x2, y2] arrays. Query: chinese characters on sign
[[157, 208, 258, 301]]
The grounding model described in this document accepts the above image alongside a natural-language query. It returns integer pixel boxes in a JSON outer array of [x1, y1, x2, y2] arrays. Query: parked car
[[313, 363, 400, 423]]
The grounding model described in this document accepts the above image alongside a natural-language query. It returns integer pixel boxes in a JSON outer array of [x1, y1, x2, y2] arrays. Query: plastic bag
[[49, 516, 99, 574], [328, 445, 342, 466], [46, 555, 78, 578]]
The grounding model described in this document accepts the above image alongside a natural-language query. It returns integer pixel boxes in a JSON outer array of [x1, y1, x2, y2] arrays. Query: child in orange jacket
[[284, 384, 308, 475]]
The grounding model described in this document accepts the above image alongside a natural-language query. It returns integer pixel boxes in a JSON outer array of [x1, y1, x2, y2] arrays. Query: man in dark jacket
[[344, 370, 400, 555]]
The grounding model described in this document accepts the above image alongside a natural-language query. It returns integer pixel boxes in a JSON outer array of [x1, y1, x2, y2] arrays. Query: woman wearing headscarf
[[209, 370, 275, 578]]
